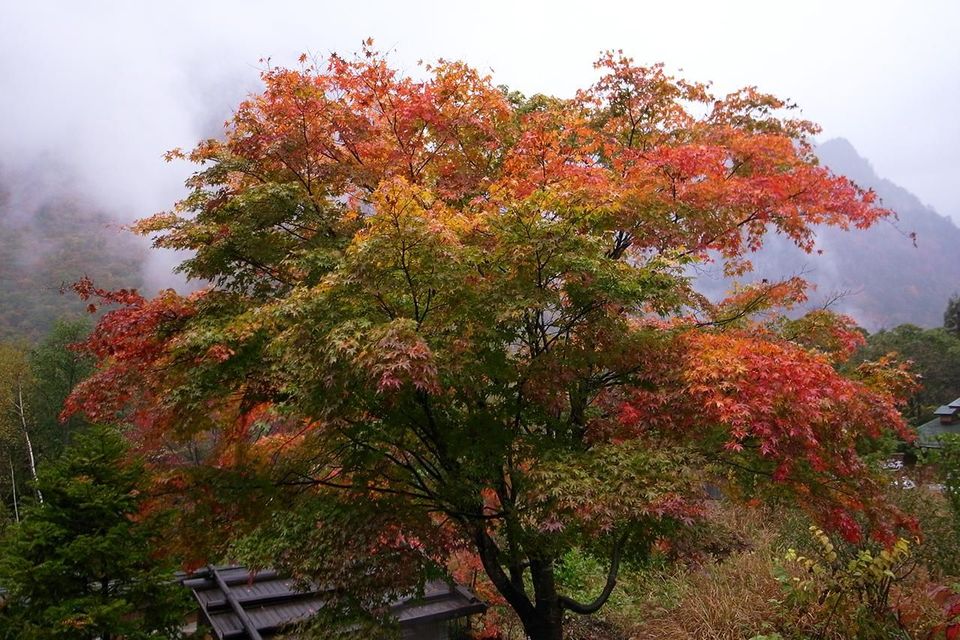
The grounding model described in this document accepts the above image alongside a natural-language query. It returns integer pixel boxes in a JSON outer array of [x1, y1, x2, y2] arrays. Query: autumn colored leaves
[[65, 45, 910, 638]]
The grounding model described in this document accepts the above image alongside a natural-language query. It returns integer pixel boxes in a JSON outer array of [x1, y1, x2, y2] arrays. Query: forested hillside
[[0, 177, 145, 341]]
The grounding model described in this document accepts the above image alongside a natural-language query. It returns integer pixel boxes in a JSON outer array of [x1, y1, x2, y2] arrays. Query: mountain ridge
[[695, 138, 960, 332]]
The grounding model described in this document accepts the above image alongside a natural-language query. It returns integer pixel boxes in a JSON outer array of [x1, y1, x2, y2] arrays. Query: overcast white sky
[[2, 0, 958, 233]]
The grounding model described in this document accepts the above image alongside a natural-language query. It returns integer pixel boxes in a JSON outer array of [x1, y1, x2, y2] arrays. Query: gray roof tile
[[916, 416, 960, 448], [184, 565, 485, 639]]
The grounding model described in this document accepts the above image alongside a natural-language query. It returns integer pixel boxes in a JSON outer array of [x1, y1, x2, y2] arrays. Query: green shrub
[[774, 526, 921, 639]]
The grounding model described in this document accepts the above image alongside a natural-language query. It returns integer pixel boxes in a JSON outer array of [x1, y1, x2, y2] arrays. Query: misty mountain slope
[[695, 138, 960, 331], [0, 139, 954, 340], [0, 181, 145, 341]]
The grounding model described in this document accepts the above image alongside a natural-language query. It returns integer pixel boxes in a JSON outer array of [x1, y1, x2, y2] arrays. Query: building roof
[[915, 416, 960, 448], [182, 566, 485, 639], [934, 405, 958, 416], [949, 397, 960, 408]]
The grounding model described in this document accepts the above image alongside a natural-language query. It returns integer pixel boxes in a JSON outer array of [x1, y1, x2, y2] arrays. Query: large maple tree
[[66, 46, 915, 639]]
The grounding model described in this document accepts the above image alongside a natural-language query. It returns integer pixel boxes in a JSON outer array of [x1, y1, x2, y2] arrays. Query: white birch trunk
[[9, 456, 19, 523], [15, 380, 42, 503]]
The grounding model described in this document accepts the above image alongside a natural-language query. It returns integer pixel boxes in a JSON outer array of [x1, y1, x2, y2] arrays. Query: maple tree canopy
[[66, 46, 915, 640]]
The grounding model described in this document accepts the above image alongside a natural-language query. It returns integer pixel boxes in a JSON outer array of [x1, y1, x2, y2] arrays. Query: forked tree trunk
[[473, 528, 564, 639], [474, 526, 629, 640]]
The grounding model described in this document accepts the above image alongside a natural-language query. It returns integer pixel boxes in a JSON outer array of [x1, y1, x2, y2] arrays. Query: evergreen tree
[[0, 426, 188, 639], [945, 293, 960, 337], [27, 318, 94, 459]]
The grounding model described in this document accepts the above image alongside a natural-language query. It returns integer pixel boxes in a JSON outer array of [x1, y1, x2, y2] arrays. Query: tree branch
[[473, 527, 536, 619], [558, 530, 630, 614]]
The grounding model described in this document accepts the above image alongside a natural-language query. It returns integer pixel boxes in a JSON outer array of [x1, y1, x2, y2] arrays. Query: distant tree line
[[0, 193, 145, 343], [850, 294, 960, 425]]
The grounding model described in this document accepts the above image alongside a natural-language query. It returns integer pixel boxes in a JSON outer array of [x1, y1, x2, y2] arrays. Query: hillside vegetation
[[0, 181, 145, 341]]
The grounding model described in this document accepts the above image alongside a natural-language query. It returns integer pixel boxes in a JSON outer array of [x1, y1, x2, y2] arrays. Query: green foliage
[[0, 190, 145, 342], [945, 293, 960, 337], [935, 434, 960, 531], [0, 320, 93, 535], [229, 491, 447, 640], [26, 318, 94, 459], [852, 324, 960, 424], [889, 482, 960, 578], [554, 547, 657, 616], [775, 527, 912, 639], [0, 341, 35, 520], [0, 426, 189, 639]]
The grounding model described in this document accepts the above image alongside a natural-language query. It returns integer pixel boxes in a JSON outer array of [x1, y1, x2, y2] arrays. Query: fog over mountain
[[696, 138, 960, 331], [1, 2, 958, 339], [0, 163, 145, 341], [0, 132, 955, 340]]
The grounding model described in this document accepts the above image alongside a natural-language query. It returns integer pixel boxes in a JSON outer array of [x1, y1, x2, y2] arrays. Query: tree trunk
[[525, 558, 564, 640], [15, 380, 42, 503], [473, 524, 627, 640], [523, 615, 564, 640], [473, 528, 566, 639], [9, 456, 19, 523], [490, 531, 629, 640]]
